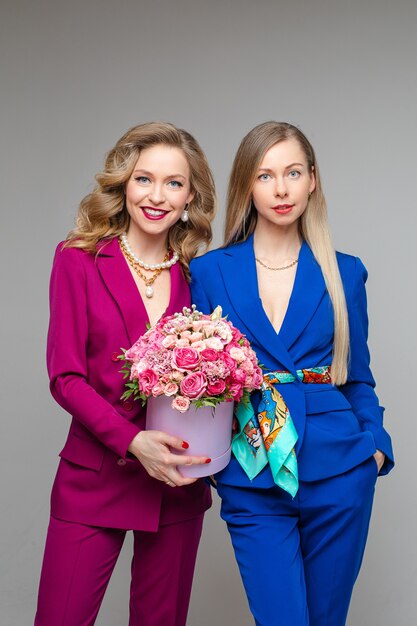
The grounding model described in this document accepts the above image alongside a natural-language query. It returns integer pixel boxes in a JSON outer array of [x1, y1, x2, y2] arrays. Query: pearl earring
[[181, 205, 189, 223]]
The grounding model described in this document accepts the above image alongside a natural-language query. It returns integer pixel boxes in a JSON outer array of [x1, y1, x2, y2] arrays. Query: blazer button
[[122, 400, 133, 411], [117, 458, 127, 466], [111, 351, 120, 362]]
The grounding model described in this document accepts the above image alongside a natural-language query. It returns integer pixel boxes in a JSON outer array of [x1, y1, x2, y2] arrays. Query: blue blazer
[[190, 234, 394, 488]]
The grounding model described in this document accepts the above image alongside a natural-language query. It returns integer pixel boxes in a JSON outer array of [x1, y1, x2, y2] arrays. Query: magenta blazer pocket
[[59, 433, 105, 472]]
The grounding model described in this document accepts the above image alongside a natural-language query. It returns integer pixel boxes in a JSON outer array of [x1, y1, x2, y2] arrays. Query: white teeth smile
[[144, 208, 166, 217], [143, 208, 166, 216]]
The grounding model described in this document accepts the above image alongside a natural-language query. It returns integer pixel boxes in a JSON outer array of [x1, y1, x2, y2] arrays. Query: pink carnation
[[240, 359, 254, 374], [180, 372, 207, 399], [171, 396, 191, 412], [201, 360, 226, 378]]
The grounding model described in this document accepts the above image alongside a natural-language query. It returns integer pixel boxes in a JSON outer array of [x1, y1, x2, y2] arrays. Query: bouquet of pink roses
[[120, 305, 263, 412]]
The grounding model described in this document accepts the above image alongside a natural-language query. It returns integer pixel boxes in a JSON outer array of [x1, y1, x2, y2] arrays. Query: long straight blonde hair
[[225, 121, 349, 385], [66, 122, 216, 280]]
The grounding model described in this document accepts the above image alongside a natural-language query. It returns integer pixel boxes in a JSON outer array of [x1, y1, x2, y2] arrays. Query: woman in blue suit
[[190, 121, 394, 626]]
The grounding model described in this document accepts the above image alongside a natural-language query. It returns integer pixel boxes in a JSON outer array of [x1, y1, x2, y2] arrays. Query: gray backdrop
[[1, 0, 415, 624]]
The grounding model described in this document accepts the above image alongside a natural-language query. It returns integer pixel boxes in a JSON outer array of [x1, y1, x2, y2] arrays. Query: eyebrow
[[258, 162, 305, 172], [133, 168, 187, 180]]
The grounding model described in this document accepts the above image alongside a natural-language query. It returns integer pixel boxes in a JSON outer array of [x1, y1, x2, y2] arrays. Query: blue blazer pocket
[[305, 389, 352, 414], [59, 432, 106, 472]]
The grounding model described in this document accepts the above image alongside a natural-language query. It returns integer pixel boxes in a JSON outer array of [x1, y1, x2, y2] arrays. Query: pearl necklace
[[120, 233, 179, 270]]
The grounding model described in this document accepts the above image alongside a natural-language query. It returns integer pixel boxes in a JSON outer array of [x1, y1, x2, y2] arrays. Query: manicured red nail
[[182, 441, 189, 449], [205, 458, 212, 464]]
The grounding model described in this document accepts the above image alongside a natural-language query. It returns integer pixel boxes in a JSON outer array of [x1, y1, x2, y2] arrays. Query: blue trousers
[[217, 457, 378, 626]]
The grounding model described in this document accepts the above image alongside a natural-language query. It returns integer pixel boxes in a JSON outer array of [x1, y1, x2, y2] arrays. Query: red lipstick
[[141, 206, 169, 221], [272, 204, 294, 215]]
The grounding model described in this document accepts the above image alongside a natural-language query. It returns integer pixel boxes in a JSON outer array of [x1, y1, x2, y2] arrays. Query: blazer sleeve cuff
[[115, 421, 142, 459], [368, 426, 394, 475]]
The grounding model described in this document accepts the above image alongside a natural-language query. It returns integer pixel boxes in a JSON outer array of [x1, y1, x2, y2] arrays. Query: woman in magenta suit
[[34, 122, 216, 626]]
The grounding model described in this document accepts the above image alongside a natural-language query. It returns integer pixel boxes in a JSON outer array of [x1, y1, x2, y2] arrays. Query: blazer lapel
[[96, 237, 150, 345], [166, 261, 191, 315], [219, 235, 297, 374], [279, 240, 327, 351]]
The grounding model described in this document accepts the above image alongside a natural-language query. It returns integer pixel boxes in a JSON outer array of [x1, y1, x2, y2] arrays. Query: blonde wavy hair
[[66, 122, 216, 280], [225, 121, 349, 385]]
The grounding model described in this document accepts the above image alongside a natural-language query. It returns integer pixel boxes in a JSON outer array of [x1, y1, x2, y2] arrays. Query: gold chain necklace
[[119, 238, 170, 298], [255, 257, 298, 271]]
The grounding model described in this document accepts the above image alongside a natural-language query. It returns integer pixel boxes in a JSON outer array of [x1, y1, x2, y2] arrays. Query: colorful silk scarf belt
[[233, 366, 332, 497]]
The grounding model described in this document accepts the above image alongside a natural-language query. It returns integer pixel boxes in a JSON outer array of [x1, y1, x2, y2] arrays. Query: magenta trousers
[[34, 513, 204, 626]]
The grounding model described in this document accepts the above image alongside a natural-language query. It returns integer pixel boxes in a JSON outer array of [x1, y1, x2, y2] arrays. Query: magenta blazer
[[47, 236, 211, 531]]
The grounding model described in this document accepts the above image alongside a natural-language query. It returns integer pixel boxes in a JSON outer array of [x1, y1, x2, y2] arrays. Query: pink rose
[[200, 348, 219, 362], [171, 396, 190, 413], [138, 369, 159, 395], [203, 337, 224, 351], [219, 352, 236, 372], [207, 379, 226, 395], [229, 347, 246, 363], [191, 341, 205, 351], [164, 382, 179, 396], [213, 322, 233, 344], [201, 321, 216, 336], [171, 370, 185, 382], [232, 327, 244, 342], [190, 332, 203, 343], [162, 335, 177, 349], [151, 382, 165, 396], [172, 347, 200, 371], [252, 369, 264, 388], [232, 368, 246, 384], [171, 395, 191, 412], [228, 382, 244, 401], [130, 363, 140, 380], [176, 338, 191, 348], [180, 372, 207, 399]]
